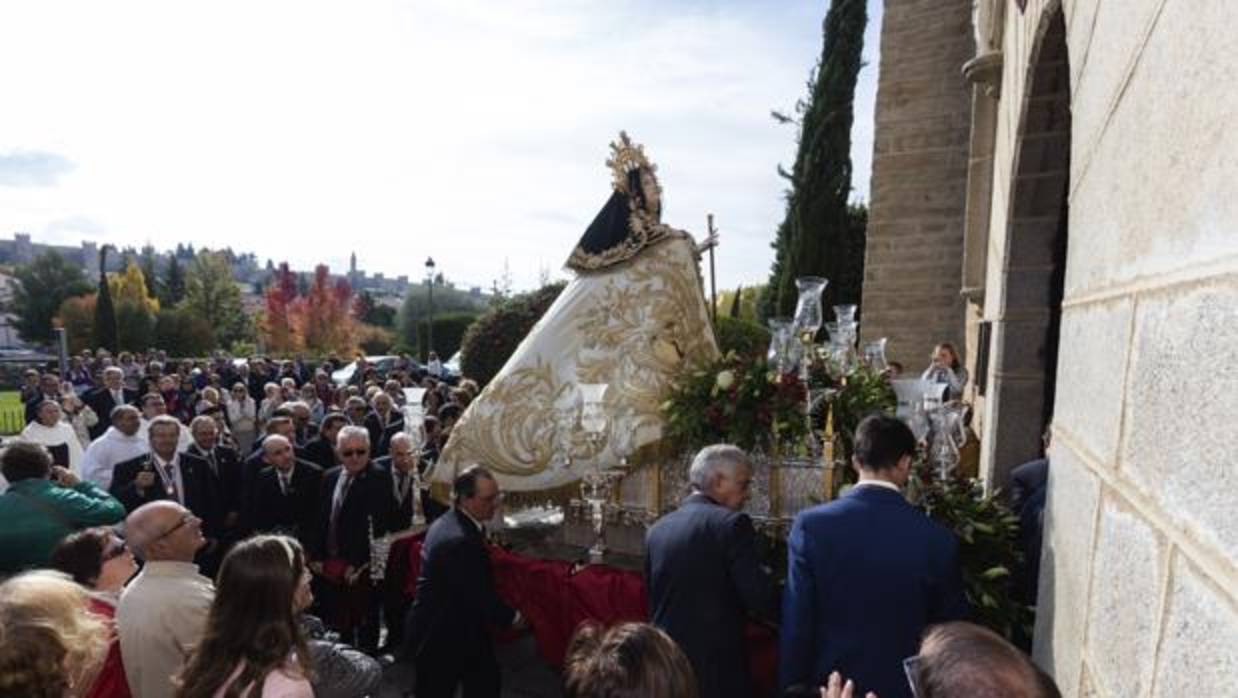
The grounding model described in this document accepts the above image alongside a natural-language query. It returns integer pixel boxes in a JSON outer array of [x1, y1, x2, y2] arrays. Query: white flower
[[715, 370, 736, 390]]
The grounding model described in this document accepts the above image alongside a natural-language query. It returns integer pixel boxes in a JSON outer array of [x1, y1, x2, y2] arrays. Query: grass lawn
[[0, 390, 25, 435]]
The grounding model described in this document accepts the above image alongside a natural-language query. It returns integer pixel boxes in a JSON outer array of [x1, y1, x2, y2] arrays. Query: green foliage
[[182, 251, 251, 350], [57, 294, 97, 354], [94, 247, 118, 352], [824, 364, 896, 462], [228, 340, 258, 358], [358, 324, 396, 355], [154, 307, 214, 357], [910, 470, 1033, 641], [459, 282, 566, 386], [115, 301, 155, 351], [159, 255, 187, 306], [767, 0, 869, 318], [397, 282, 488, 350], [417, 312, 477, 361], [9, 251, 93, 343], [714, 316, 771, 360], [718, 284, 764, 323], [661, 353, 809, 453]]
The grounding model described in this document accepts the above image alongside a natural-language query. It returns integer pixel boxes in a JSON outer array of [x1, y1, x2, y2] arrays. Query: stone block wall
[[861, 0, 974, 371], [986, 1, 1238, 696]]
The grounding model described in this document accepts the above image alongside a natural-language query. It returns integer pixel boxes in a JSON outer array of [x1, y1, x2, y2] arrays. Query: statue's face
[[637, 170, 660, 217]]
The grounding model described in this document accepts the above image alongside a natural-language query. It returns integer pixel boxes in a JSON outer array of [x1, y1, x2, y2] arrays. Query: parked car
[[330, 355, 421, 386]]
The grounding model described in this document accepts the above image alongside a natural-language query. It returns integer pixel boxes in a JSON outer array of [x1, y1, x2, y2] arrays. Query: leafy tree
[[719, 284, 764, 323], [115, 300, 155, 351], [139, 245, 159, 299], [94, 246, 118, 352], [291, 265, 356, 355], [109, 261, 160, 314], [56, 293, 97, 354], [154, 307, 214, 357], [765, 0, 868, 319], [183, 250, 251, 349], [159, 255, 187, 306], [416, 312, 478, 360], [262, 262, 300, 353], [397, 282, 486, 349], [9, 250, 93, 343]]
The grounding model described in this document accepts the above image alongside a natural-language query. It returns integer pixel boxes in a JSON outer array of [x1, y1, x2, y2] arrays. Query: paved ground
[[377, 635, 565, 697]]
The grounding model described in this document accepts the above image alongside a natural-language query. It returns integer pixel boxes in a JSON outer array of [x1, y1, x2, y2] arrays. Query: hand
[[820, 671, 877, 698], [50, 466, 80, 487], [308, 561, 324, 575], [511, 610, 529, 631], [135, 471, 157, 491]]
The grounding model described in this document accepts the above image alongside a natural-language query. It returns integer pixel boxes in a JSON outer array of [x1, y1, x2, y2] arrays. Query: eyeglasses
[[340, 449, 368, 458], [151, 513, 198, 544], [903, 655, 923, 698]]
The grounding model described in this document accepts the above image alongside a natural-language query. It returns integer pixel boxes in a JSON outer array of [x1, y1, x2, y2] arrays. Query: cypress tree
[[94, 246, 118, 352], [766, 0, 868, 319]]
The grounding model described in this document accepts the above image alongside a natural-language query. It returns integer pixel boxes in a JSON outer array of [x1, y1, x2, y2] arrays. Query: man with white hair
[[84, 366, 138, 439], [644, 443, 776, 698], [308, 425, 395, 653]]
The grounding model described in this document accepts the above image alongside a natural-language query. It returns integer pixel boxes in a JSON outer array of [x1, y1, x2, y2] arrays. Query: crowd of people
[[0, 344, 1054, 698]]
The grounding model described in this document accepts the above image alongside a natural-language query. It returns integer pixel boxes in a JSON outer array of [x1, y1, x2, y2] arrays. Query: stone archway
[[985, 7, 1070, 489]]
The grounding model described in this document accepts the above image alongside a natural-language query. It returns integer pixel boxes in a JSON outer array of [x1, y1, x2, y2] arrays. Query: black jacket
[[184, 442, 243, 516], [303, 436, 338, 471], [83, 386, 139, 439], [403, 508, 516, 660], [645, 493, 776, 698], [244, 459, 324, 547], [309, 463, 396, 567], [364, 411, 403, 457], [109, 451, 218, 533]]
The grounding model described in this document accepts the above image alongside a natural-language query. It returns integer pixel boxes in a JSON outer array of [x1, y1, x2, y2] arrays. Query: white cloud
[[0, 0, 881, 292]]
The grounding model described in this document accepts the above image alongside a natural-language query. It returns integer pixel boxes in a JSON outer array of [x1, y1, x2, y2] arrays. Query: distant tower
[[350, 252, 357, 277], [82, 242, 99, 276]]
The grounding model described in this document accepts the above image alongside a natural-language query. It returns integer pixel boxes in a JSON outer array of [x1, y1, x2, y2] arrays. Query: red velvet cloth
[[86, 597, 132, 698], [391, 535, 778, 695]]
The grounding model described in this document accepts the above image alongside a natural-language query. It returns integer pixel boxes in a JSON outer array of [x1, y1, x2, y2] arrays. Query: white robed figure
[[21, 399, 86, 475], [432, 133, 720, 495]]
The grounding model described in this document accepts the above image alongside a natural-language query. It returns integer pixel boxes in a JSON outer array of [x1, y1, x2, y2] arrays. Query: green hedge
[[714, 316, 771, 359], [416, 312, 478, 361], [459, 282, 566, 387]]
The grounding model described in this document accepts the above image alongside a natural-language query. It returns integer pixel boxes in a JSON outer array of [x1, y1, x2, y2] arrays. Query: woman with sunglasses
[[51, 527, 140, 698], [175, 535, 315, 698]]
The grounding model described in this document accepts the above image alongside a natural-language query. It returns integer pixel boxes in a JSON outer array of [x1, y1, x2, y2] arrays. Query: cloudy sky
[[0, 0, 882, 293]]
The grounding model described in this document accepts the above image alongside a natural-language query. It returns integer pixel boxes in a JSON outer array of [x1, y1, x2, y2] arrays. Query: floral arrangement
[[660, 351, 809, 453]]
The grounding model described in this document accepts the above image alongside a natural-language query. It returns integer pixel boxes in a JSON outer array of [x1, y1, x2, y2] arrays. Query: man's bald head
[[125, 501, 203, 562], [263, 434, 295, 471]]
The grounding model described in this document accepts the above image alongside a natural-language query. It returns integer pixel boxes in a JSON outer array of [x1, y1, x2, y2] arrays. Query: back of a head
[[0, 571, 107, 698], [0, 440, 51, 483], [917, 622, 1060, 698], [564, 622, 698, 698], [853, 414, 916, 472]]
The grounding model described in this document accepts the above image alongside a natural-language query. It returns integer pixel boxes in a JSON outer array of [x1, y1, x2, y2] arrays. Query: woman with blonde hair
[[0, 570, 110, 698], [175, 535, 314, 698]]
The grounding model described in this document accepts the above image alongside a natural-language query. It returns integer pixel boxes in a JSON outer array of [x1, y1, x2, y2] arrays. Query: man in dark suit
[[108, 415, 220, 571], [84, 367, 138, 439], [363, 391, 402, 457], [780, 415, 969, 698], [307, 425, 395, 652], [303, 412, 348, 471], [645, 444, 775, 698], [24, 372, 63, 424], [403, 466, 523, 698], [1008, 424, 1051, 651], [185, 416, 244, 544], [243, 434, 323, 548]]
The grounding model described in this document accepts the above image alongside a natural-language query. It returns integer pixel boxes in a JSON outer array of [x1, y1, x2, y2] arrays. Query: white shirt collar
[[460, 507, 486, 532], [152, 451, 179, 469], [853, 478, 903, 494]]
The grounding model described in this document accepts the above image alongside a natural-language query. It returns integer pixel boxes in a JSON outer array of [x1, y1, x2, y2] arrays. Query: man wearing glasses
[[307, 425, 396, 653], [780, 415, 969, 698], [116, 500, 215, 698]]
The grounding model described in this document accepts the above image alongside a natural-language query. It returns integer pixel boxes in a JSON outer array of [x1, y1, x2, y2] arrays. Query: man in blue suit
[[780, 415, 969, 698], [646, 444, 776, 698]]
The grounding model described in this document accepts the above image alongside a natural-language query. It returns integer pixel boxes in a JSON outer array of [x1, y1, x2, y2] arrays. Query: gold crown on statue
[[607, 131, 662, 213]]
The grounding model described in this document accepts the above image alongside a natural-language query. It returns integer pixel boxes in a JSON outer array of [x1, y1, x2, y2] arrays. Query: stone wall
[[982, 1, 1238, 696], [860, 0, 974, 370]]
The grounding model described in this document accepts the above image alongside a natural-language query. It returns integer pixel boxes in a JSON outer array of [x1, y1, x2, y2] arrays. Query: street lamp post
[[424, 257, 436, 362]]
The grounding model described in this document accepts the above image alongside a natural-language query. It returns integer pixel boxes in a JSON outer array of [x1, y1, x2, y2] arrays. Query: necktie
[[278, 471, 290, 496], [205, 450, 219, 478], [396, 471, 407, 503], [163, 463, 180, 503], [327, 474, 353, 557], [113, 389, 123, 406]]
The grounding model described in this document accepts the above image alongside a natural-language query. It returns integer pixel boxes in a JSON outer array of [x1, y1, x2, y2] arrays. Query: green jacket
[[0, 478, 126, 573]]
